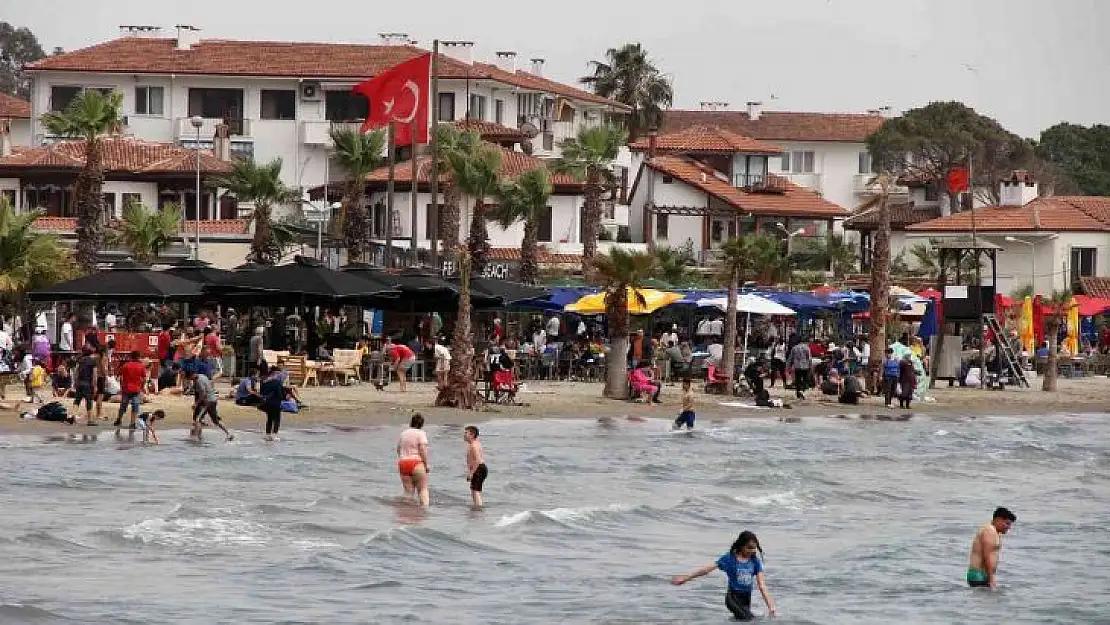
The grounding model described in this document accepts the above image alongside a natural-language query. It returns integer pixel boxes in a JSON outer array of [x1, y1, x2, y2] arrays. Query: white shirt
[[860, 343, 871, 362], [661, 331, 679, 347], [696, 319, 711, 336], [707, 343, 724, 364], [0, 329, 11, 352], [773, 343, 786, 360], [546, 317, 560, 337], [533, 331, 546, 351], [577, 321, 586, 336], [60, 322, 74, 351], [434, 343, 451, 363], [19, 354, 33, 375], [105, 313, 117, 329], [397, 427, 428, 459]]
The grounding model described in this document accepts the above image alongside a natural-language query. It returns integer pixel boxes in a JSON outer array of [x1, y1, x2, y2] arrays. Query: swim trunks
[[967, 568, 989, 587], [469, 463, 488, 492], [725, 589, 754, 620], [674, 410, 695, 429], [398, 457, 424, 476]]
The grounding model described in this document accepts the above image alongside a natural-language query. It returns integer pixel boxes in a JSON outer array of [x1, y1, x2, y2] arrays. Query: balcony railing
[[731, 173, 788, 193], [176, 117, 252, 139]]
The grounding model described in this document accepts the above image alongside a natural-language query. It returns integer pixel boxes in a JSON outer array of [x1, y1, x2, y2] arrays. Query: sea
[[1, 412, 1108, 624]]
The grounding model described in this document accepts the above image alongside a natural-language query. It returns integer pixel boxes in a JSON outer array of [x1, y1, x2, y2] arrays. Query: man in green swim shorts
[[967, 507, 1016, 588]]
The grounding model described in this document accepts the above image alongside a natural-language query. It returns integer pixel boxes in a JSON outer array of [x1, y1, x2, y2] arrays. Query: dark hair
[[106, 339, 116, 349], [682, 377, 692, 386], [465, 425, 479, 438], [410, 413, 425, 429], [993, 507, 1017, 522], [203, 326, 212, 335], [151, 409, 166, 420], [130, 350, 141, 360], [731, 531, 764, 557]]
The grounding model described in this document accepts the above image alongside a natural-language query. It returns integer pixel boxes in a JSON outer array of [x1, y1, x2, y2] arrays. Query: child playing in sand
[[463, 425, 488, 508], [134, 409, 165, 444], [673, 378, 695, 430], [672, 530, 777, 620]]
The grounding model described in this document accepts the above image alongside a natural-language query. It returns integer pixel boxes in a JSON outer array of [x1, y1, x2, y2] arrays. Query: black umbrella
[[466, 278, 550, 307], [30, 260, 204, 301], [343, 264, 458, 294], [163, 259, 233, 285], [212, 255, 398, 301]]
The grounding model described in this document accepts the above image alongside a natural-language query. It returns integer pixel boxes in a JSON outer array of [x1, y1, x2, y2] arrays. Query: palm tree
[[717, 236, 759, 381], [580, 43, 674, 140], [813, 233, 858, 281], [109, 202, 181, 265], [1041, 290, 1073, 392], [552, 126, 627, 279], [217, 158, 301, 265], [0, 200, 77, 317], [866, 173, 896, 391], [592, 248, 657, 398], [453, 143, 502, 275], [329, 127, 386, 263], [908, 241, 982, 282], [436, 244, 478, 409], [39, 89, 124, 272], [433, 124, 472, 266], [748, 233, 789, 284], [491, 168, 552, 285], [655, 245, 700, 287]]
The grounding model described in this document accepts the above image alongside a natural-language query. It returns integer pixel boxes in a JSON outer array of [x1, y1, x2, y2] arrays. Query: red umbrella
[[812, 285, 837, 295], [917, 288, 943, 300], [995, 294, 1016, 310], [1032, 295, 1045, 346]]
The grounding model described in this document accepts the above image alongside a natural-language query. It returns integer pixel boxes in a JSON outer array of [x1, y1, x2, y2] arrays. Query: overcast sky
[[4, 0, 1107, 137]]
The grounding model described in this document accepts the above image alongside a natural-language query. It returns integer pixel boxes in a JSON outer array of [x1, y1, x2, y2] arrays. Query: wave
[[360, 526, 504, 556], [114, 512, 339, 551], [494, 503, 648, 529], [1, 530, 92, 551], [733, 490, 808, 508], [0, 603, 70, 622], [348, 580, 402, 591]]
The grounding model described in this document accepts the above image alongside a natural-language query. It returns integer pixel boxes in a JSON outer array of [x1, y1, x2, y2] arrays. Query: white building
[[906, 172, 1110, 296], [24, 26, 629, 197], [0, 93, 32, 149]]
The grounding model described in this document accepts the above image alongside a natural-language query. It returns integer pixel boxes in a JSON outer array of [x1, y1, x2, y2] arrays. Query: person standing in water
[[673, 378, 695, 430], [967, 507, 1016, 588], [672, 530, 777, 620], [463, 425, 488, 508], [396, 413, 430, 506]]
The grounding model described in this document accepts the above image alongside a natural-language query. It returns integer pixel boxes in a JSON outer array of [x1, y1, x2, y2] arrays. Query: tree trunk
[[581, 167, 602, 281], [519, 218, 539, 285], [866, 189, 892, 393], [468, 197, 491, 275], [436, 246, 478, 409], [250, 203, 273, 265], [439, 182, 462, 266], [1042, 316, 1060, 392], [604, 286, 630, 398], [342, 183, 367, 263], [73, 137, 105, 273], [721, 271, 739, 382]]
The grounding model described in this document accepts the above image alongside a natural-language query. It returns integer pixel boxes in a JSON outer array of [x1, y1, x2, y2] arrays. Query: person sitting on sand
[[235, 365, 264, 407], [51, 361, 73, 398], [838, 371, 865, 405]]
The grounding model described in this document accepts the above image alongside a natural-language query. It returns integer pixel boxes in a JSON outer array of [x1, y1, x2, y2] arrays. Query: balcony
[[301, 121, 363, 146], [176, 117, 252, 140], [732, 173, 788, 194], [777, 172, 823, 192], [853, 173, 909, 196]]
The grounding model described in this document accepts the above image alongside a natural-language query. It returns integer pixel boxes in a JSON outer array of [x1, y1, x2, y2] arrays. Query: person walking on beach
[[115, 350, 148, 429], [787, 339, 812, 400], [188, 369, 234, 441], [882, 347, 900, 407], [672, 530, 777, 620], [673, 378, 696, 430], [967, 507, 1016, 589], [463, 425, 488, 509], [897, 353, 916, 409], [259, 364, 285, 441], [397, 414, 430, 506]]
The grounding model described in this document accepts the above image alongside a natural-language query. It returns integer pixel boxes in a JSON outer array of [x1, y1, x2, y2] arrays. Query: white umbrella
[[696, 294, 796, 359]]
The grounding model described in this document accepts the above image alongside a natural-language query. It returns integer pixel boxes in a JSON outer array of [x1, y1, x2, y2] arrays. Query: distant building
[[0, 93, 32, 148]]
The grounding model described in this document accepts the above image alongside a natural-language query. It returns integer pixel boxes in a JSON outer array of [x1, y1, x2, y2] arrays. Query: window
[[260, 90, 296, 120], [122, 193, 143, 211], [661, 175, 674, 184], [656, 214, 669, 239], [858, 151, 873, 174], [325, 90, 369, 122], [711, 220, 724, 243], [468, 94, 487, 120], [101, 193, 116, 222], [785, 151, 816, 174], [1, 189, 14, 207], [134, 86, 164, 116], [494, 99, 505, 125], [537, 206, 553, 243], [50, 86, 81, 112], [1071, 247, 1097, 287], [188, 88, 244, 119], [924, 182, 939, 202], [438, 93, 456, 121]]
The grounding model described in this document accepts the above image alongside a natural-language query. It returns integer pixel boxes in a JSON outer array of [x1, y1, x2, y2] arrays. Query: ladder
[[983, 313, 1030, 388]]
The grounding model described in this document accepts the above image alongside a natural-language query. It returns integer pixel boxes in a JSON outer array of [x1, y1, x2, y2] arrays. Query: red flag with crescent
[[353, 53, 431, 146], [946, 166, 969, 194]]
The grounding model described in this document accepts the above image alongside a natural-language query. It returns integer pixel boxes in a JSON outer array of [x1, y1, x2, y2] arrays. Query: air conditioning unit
[[300, 82, 322, 101]]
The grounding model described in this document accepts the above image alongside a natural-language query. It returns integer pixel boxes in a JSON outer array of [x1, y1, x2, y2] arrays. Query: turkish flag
[[353, 53, 431, 146], [946, 166, 969, 194]]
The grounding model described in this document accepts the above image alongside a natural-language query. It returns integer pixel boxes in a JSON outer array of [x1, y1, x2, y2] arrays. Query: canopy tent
[[342, 264, 458, 311], [463, 278, 550, 307], [211, 256, 398, 303], [29, 261, 204, 301], [818, 290, 871, 313], [162, 259, 233, 285], [1073, 295, 1110, 317], [676, 290, 727, 305], [753, 290, 837, 314], [696, 294, 796, 357], [524, 287, 596, 312], [564, 288, 683, 315]]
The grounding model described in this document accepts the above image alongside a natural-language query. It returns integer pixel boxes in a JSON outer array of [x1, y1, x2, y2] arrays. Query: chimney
[[878, 105, 894, 118], [213, 122, 231, 162], [0, 119, 11, 158], [647, 128, 658, 158], [442, 40, 474, 64], [377, 32, 411, 46], [746, 101, 763, 121], [175, 25, 200, 50], [1000, 170, 1039, 207], [119, 25, 162, 38], [529, 57, 545, 76], [495, 50, 518, 74]]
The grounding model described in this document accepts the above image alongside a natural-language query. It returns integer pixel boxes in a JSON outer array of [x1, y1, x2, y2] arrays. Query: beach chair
[[330, 349, 362, 385], [704, 363, 730, 394], [282, 355, 318, 387]]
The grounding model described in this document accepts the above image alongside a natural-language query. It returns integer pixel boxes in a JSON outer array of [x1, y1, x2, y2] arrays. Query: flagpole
[[968, 152, 985, 388], [410, 117, 419, 267], [429, 40, 441, 271], [385, 121, 396, 268]]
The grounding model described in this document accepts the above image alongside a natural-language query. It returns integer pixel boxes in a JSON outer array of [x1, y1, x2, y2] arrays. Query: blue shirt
[[883, 357, 900, 377], [716, 553, 764, 592], [236, 376, 258, 401]]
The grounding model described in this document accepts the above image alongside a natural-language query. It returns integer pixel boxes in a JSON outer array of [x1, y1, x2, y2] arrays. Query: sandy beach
[[2, 371, 1107, 435]]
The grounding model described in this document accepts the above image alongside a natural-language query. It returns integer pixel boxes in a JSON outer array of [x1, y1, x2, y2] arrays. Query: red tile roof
[[452, 119, 526, 143], [366, 144, 582, 189], [629, 125, 782, 154], [644, 156, 849, 218], [1079, 277, 1110, 299], [0, 136, 232, 175], [0, 93, 30, 118], [844, 201, 941, 231], [662, 110, 885, 143], [488, 247, 581, 264], [27, 37, 627, 110], [32, 217, 78, 231], [33, 217, 248, 234], [906, 196, 1110, 233]]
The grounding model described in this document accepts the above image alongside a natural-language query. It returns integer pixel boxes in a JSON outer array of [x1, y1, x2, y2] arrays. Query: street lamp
[[190, 115, 204, 260], [774, 221, 805, 255], [1005, 234, 1058, 296]]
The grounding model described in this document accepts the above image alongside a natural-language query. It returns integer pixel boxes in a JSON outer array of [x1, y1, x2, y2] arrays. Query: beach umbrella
[[29, 261, 203, 301], [1032, 295, 1045, 347], [1065, 296, 1080, 354], [564, 288, 682, 315], [213, 255, 398, 302], [1073, 295, 1110, 317], [1020, 296, 1035, 353], [465, 278, 550, 307], [697, 293, 796, 357], [916, 297, 938, 342], [163, 259, 233, 285]]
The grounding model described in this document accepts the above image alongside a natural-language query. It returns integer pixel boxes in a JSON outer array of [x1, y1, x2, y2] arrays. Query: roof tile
[[452, 119, 526, 143], [367, 144, 582, 188], [629, 125, 782, 154], [0, 136, 232, 175], [906, 196, 1110, 233], [844, 201, 941, 230], [33, 217, 248, 234], [662, 110, 885, 143], [488, 247, 581, 264], [0, 93, 31, 119], [1079, 277, 1110, 299]]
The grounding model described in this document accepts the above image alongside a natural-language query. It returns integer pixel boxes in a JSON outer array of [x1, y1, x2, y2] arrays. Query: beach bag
[[280, 399, 299, 413], [37, 401, 68, 422]]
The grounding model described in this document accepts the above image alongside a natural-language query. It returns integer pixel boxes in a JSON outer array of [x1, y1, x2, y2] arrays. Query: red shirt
[[390, 344, 415, 362], [119, 360, 148, 395], [157, 331, 173, 360], [204, 333, 221, 354]]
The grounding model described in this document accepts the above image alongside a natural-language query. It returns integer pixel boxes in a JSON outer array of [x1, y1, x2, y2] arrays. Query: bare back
[[968, 524, 1000, 571]]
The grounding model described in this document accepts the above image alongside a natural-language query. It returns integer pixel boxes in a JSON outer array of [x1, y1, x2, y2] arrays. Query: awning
[[30, 261, 203, 301], [565, 288, 683, 315], [696, 294, 797, 316]]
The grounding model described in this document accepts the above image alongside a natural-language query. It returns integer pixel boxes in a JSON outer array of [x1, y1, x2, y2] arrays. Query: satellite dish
[[520, 139, 533, 155], [519, 121, 540, 138]]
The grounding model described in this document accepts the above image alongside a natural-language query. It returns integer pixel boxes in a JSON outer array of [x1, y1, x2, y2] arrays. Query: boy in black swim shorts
[[463, 425, 488, 508]]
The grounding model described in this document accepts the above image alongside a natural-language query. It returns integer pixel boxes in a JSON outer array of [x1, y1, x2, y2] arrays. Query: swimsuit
[[397, 457, 424, 476], [674, 410, 695, 429], [469, 463, 488, 492], [967, 568, 989, 587]]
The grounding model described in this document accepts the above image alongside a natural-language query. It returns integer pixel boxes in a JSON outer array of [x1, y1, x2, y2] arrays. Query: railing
[[176, 117, 252, 139], [731, 173, 788, 193], [776, 172, 822, 192]]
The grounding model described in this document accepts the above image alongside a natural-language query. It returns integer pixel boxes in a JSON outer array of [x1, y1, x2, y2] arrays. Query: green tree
[[553, 126, 627, 279], [433, 124, 473, 265], [580, 43, 673, 140], [491, 168, 552, 285], [592, 249, 657, 398], [746, 234, 789, 284], [0, 22, 46, 97], [716, 236, 762, 380], [436, 245, 478, 410], [1041, 290, 1073, 392], [449, 141, 502, 275], [810, 233, 858, 280], [654, 244, 699, 287], [328, 126, 386, 262], [109, 202, 181, 265], [1035, 122, 1110, 196], [40, 89, 124, 272], [906, 240, 982, 282], [0, 200, 77, 316], [216, 157, 301, 265]]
